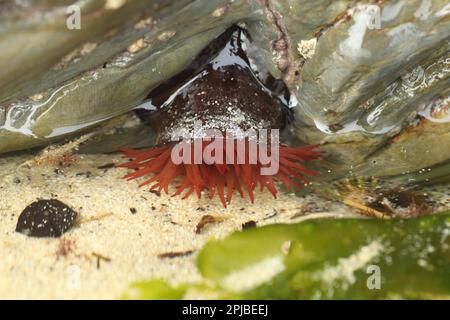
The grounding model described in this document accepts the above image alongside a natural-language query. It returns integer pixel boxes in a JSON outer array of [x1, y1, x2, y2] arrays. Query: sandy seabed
[[0, 152, 373, 299]]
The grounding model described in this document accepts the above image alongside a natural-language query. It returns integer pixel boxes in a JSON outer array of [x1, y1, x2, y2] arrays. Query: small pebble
[[15, 199, 78, 238]]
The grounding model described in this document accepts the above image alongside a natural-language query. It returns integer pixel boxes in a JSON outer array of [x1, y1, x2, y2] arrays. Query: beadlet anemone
[[118, 28, 321, 207]]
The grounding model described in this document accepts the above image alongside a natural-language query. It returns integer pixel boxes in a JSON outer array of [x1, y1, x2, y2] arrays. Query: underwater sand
[[0, 152, 358, 299]]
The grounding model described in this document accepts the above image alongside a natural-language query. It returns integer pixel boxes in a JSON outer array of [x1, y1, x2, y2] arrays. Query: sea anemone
[[118, 27, 321, 207], [119, 141, 320, 207]]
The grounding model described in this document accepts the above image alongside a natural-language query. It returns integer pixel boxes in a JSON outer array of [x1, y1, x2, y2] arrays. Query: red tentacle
[[118, 141, 321, 207]]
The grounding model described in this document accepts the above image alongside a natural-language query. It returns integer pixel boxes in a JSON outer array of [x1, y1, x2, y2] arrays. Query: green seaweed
[[123, 213, 450, 299], [122, 280, 187, 300]]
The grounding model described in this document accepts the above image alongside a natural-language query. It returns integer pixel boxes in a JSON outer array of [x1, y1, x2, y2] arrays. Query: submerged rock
[[0, 1, 449, 185], [15, 199, 78, 238]]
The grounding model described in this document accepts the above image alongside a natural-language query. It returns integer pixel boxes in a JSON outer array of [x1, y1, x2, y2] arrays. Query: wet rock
[[16, 199, 78, 238]]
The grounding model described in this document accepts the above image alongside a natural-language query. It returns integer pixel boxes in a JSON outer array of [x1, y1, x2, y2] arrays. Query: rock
[[15, 199, 78, 238]]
